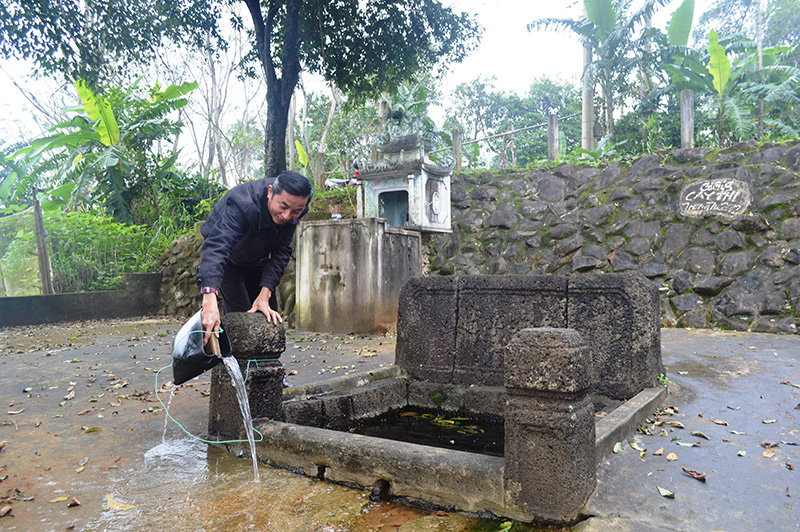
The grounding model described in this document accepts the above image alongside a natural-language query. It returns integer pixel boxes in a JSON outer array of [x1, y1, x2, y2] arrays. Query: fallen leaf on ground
[[7, 409, 24, 415], [0, 504, 11, 517], [49, 496, 69, 503], [613, 442, 623, 453], [760, 442, 779, 449], [762, 448, 777, 458], [730, 430, 747, 435], [691, 431, 710, 440], [78, 408, 94, 416], [10, 488, 33, 501], [657, 486, 675, 499], [763, 419, 777, 424], [67, 497, 81, 507], [184, 492, 193, 503], [653, 447, 664, 456], [786, 461, 794, 471], [666, 452, 678, 461], [710, 419, 728, 426], [661, 421, 685, 429], [782, 441, 799, 446], [681, 467, 707, 482], [630, 442, 646, 452], [106, 494, 135, 511], [779, 381, 800, 389], [0, 441, 7, 452], [82, 427, 101, 433], [737, 450, 747, 457], [677, 441, 701, 447]]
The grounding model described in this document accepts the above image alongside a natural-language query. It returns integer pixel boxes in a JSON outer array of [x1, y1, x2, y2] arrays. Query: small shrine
[[356, 133, 452, 233]]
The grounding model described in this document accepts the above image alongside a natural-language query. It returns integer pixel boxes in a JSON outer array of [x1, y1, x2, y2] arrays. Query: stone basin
[[209, 273, 665, 527]]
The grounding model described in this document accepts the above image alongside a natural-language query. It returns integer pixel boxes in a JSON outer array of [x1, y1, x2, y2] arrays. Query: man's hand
[[248, 286, 283, 324], [201, 292, 221, 345]]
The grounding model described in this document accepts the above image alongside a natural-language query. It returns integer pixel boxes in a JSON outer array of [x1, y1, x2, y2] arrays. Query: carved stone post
[[208, 312, 285, 440], [504, 327, 595, 526]]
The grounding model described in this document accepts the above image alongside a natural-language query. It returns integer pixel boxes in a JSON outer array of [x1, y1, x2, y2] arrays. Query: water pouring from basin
[[221, 355, 260, 480], [166, 309, 260, 480]]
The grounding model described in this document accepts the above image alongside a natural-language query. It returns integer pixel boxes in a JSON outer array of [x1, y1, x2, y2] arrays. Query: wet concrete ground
[[0, 318, 798, 531], [578, 328, 800, 532], [0, 317, 509, 532]]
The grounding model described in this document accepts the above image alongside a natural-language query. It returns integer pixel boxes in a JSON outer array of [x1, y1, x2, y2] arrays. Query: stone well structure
[[207, 273, 665, 526]]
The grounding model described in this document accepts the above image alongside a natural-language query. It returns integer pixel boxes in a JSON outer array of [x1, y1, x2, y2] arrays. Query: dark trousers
[[219, 262, 278, 315]]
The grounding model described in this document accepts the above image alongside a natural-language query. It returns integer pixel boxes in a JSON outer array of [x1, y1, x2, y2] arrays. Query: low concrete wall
[[0, 273, 162, 327], [295, 218, 422, 334]]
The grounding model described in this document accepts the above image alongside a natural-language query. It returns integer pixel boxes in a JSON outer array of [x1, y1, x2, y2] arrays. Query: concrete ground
[[578, 328, 800, 532], [0, 318, 798, 531]]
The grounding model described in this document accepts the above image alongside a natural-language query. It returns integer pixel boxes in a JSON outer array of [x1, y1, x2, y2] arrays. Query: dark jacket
[[197, 178, 304, 292]]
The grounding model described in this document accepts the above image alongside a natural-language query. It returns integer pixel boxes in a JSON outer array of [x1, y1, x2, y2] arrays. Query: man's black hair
[[273, 170, 314, 200]]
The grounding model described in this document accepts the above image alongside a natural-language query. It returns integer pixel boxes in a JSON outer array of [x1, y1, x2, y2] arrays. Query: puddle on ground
[[73, 438, 433, 532]]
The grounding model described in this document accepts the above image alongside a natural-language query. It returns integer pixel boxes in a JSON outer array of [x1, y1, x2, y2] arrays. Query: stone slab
[[395, 277, 460, 383], [454, 275, 568, 386], [567, 272, 662, 399]]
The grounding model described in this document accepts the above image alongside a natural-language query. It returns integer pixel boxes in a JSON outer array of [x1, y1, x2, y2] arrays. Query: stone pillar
[[503, 328, 595, 527], [208, 312, 285, 440]]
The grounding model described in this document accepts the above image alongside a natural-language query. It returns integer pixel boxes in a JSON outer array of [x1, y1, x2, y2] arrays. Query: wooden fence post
[[548, 113, 560, 162], [680, 90, 695, 149], [452, 129, 463, 171]]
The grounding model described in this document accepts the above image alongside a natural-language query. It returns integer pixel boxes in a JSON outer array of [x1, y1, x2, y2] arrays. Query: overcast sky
[[1, 0, 714, 144]]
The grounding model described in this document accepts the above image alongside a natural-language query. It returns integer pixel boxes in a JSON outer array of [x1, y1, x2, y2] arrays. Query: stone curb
[[594, 386, 668, 460], [282, 365, 407, 400]]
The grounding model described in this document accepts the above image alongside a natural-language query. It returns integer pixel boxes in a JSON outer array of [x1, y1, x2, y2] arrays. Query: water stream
[[161, 385, 177, 443], [222, 356, 260, 481]]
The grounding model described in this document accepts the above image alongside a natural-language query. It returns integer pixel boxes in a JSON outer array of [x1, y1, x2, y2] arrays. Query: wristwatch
[[201, 287, 218, 295]]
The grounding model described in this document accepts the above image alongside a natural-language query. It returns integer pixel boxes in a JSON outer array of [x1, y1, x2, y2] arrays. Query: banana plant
[[704, 29, 799, 142], [530, 0, 672, 142], [1, 79, 197, 222]]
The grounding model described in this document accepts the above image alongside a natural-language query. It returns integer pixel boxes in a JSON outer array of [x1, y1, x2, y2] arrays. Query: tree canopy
[[0, 1, 220, 88], [239, 0, 480, 176], [0, 1, 480, 179]]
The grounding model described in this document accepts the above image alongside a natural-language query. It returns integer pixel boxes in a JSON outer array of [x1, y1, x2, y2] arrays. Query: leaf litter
[[681, 467, 707, 482], [106, 494, 135, 511]]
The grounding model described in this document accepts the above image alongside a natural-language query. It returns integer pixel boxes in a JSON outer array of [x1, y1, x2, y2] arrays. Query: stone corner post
[[503, 327, 595, 526], [208, 312, 286, 440]]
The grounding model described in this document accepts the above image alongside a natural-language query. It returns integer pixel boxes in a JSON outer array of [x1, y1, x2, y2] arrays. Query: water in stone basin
[[221, 355, 260, 481], [348, 408, 505, 456]]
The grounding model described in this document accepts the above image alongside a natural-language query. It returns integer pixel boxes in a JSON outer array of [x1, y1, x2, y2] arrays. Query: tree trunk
[[288, 92, 296, 171], [374, 92, 389, 162], [756, 0, 764, 139], [245, 0, 302, 179], [33, 192, 53, 295], [313, 86, 339, 189], [581, 43, 595, 151], [264, 96, 291, 178], [602, 76, 615, 142]]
